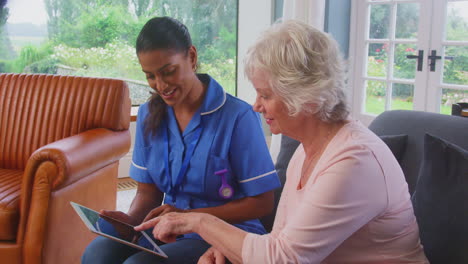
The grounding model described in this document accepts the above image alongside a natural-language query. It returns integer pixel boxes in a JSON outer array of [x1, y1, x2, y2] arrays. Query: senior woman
[[136, 20, 428, 263]]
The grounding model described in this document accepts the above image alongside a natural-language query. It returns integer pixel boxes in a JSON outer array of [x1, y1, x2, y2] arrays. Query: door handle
[[427, 50, 442, 72], [406, 50, 424, 71]]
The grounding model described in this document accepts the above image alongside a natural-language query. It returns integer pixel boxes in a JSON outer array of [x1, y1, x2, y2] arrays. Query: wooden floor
[[117, 177, 137, 191]]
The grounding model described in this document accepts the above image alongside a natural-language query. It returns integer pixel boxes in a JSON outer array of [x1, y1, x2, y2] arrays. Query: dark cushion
[[368, 110, 468, 195], [379, 134, 407, 163], [275, 135, 301, 186], [411, 133, 468, 264]]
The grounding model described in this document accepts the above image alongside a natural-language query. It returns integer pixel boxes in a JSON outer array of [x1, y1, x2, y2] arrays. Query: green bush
[[3, 42, 54, 73], [200, 58, 236, 95], [51, 41, 142, 80], [367, 44, 419, 98], [16, 45, 43, 71], [0, 60, 7, 72], [51, 40, 237, 95], [24, 57, 59, 74], [393, 44, 417, 79]]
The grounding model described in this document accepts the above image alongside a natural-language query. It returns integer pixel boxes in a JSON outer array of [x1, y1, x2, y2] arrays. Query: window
[[0, 0, 238, 106], [350, 0, 468, 124]]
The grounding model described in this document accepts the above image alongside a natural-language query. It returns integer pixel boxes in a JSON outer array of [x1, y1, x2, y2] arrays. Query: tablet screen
[[71, 202, 167, 258]]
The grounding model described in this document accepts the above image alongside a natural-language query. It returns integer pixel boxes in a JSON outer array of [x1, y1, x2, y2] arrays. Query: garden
[[0, 0, 237, 105], [365, 3, 468, 115]]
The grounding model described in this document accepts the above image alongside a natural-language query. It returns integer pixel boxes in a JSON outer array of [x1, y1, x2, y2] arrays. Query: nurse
[[81, 16, 280, 264]]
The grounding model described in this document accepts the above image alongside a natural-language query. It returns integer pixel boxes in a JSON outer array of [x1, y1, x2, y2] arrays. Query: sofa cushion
[[0, 168, 22, 240], [379, 134, 407, 163], [368, 110, 468, 195], [411, 133, 468, 263]]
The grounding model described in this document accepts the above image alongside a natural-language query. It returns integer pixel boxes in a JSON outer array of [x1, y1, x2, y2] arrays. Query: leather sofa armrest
[[16, 128, 130, 260], [24, 128, 130, 189]]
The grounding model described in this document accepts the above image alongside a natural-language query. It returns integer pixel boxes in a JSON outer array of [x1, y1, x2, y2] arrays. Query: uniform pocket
[[205, 154, 233, 200]]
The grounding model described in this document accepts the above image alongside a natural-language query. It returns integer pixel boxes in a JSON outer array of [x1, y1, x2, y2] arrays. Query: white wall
[[237, 0, 277, 160], [236, 0, 274, 104]]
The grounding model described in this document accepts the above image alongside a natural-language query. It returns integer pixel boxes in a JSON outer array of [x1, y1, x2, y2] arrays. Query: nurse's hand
[[198, 246, 226, 264], [100, 210, 142, 243], [99, 210, 138, 226], [135, 212, 204, 243], [141, 204, 185, 224]]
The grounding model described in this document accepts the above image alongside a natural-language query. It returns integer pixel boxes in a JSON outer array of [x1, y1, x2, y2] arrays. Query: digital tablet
[[70, 201, 168, 258]]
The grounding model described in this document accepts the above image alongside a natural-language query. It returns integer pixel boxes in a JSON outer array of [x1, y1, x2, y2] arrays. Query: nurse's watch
[[215, 169, 234, 199]]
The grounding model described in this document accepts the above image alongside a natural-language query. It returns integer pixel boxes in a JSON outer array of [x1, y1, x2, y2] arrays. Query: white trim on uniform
[[201, 90, 227, 115], [131, 160, 148, 171], [239, 170, 276, 183]]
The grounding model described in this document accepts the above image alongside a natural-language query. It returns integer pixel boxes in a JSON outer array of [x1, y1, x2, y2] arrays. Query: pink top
[[242, 120, 428, 263]]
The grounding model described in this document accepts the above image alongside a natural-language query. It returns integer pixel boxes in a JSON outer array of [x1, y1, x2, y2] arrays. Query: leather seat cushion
[[0, 168, 22, 240]]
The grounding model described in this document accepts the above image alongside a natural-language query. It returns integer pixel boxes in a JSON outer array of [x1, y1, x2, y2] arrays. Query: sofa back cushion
[[0, 74, 131, 170], [378, 134, 408, 163], [368, 110, 468, 194], [412, 133, 468, 263]]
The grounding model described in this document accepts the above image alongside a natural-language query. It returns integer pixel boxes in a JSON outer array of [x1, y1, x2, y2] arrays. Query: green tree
[[35, 0, 238, 98], [395, 3, 418, 39], [44, 0, 79, 40], [369, 4, 390, 39], [45, 0, 129, 43], [446, 8, 468, 41], [78, 6, 128, 48], [370, 3, 419, 40], [444, 8, 468, 85], [0, 3, 8, 28], [44, 0, 59, 37], [149, 0, 236, 49], [93, 0, 128, 7], [131, 0, 152, 17], [0, 3, 15, 60]]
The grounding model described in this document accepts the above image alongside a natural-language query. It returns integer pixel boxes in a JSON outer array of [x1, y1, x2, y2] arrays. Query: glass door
[[350, 0, 468, 124], [426, 0, 468, 113]]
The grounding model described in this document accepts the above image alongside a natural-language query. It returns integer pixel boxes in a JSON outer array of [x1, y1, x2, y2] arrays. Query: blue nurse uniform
[[130, 74, 280, 238]]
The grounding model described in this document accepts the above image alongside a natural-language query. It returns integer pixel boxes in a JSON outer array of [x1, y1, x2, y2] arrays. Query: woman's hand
[[198, 246, 226, 264], [141, 204, 185, 223], [135, 212, 204, 243]]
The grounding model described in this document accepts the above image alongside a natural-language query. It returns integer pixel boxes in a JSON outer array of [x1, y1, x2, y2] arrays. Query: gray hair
[[244, 19, 349, 122]]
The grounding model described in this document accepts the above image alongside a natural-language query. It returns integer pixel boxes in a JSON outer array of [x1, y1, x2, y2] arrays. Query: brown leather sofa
[[0, 73, 131, 264]]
